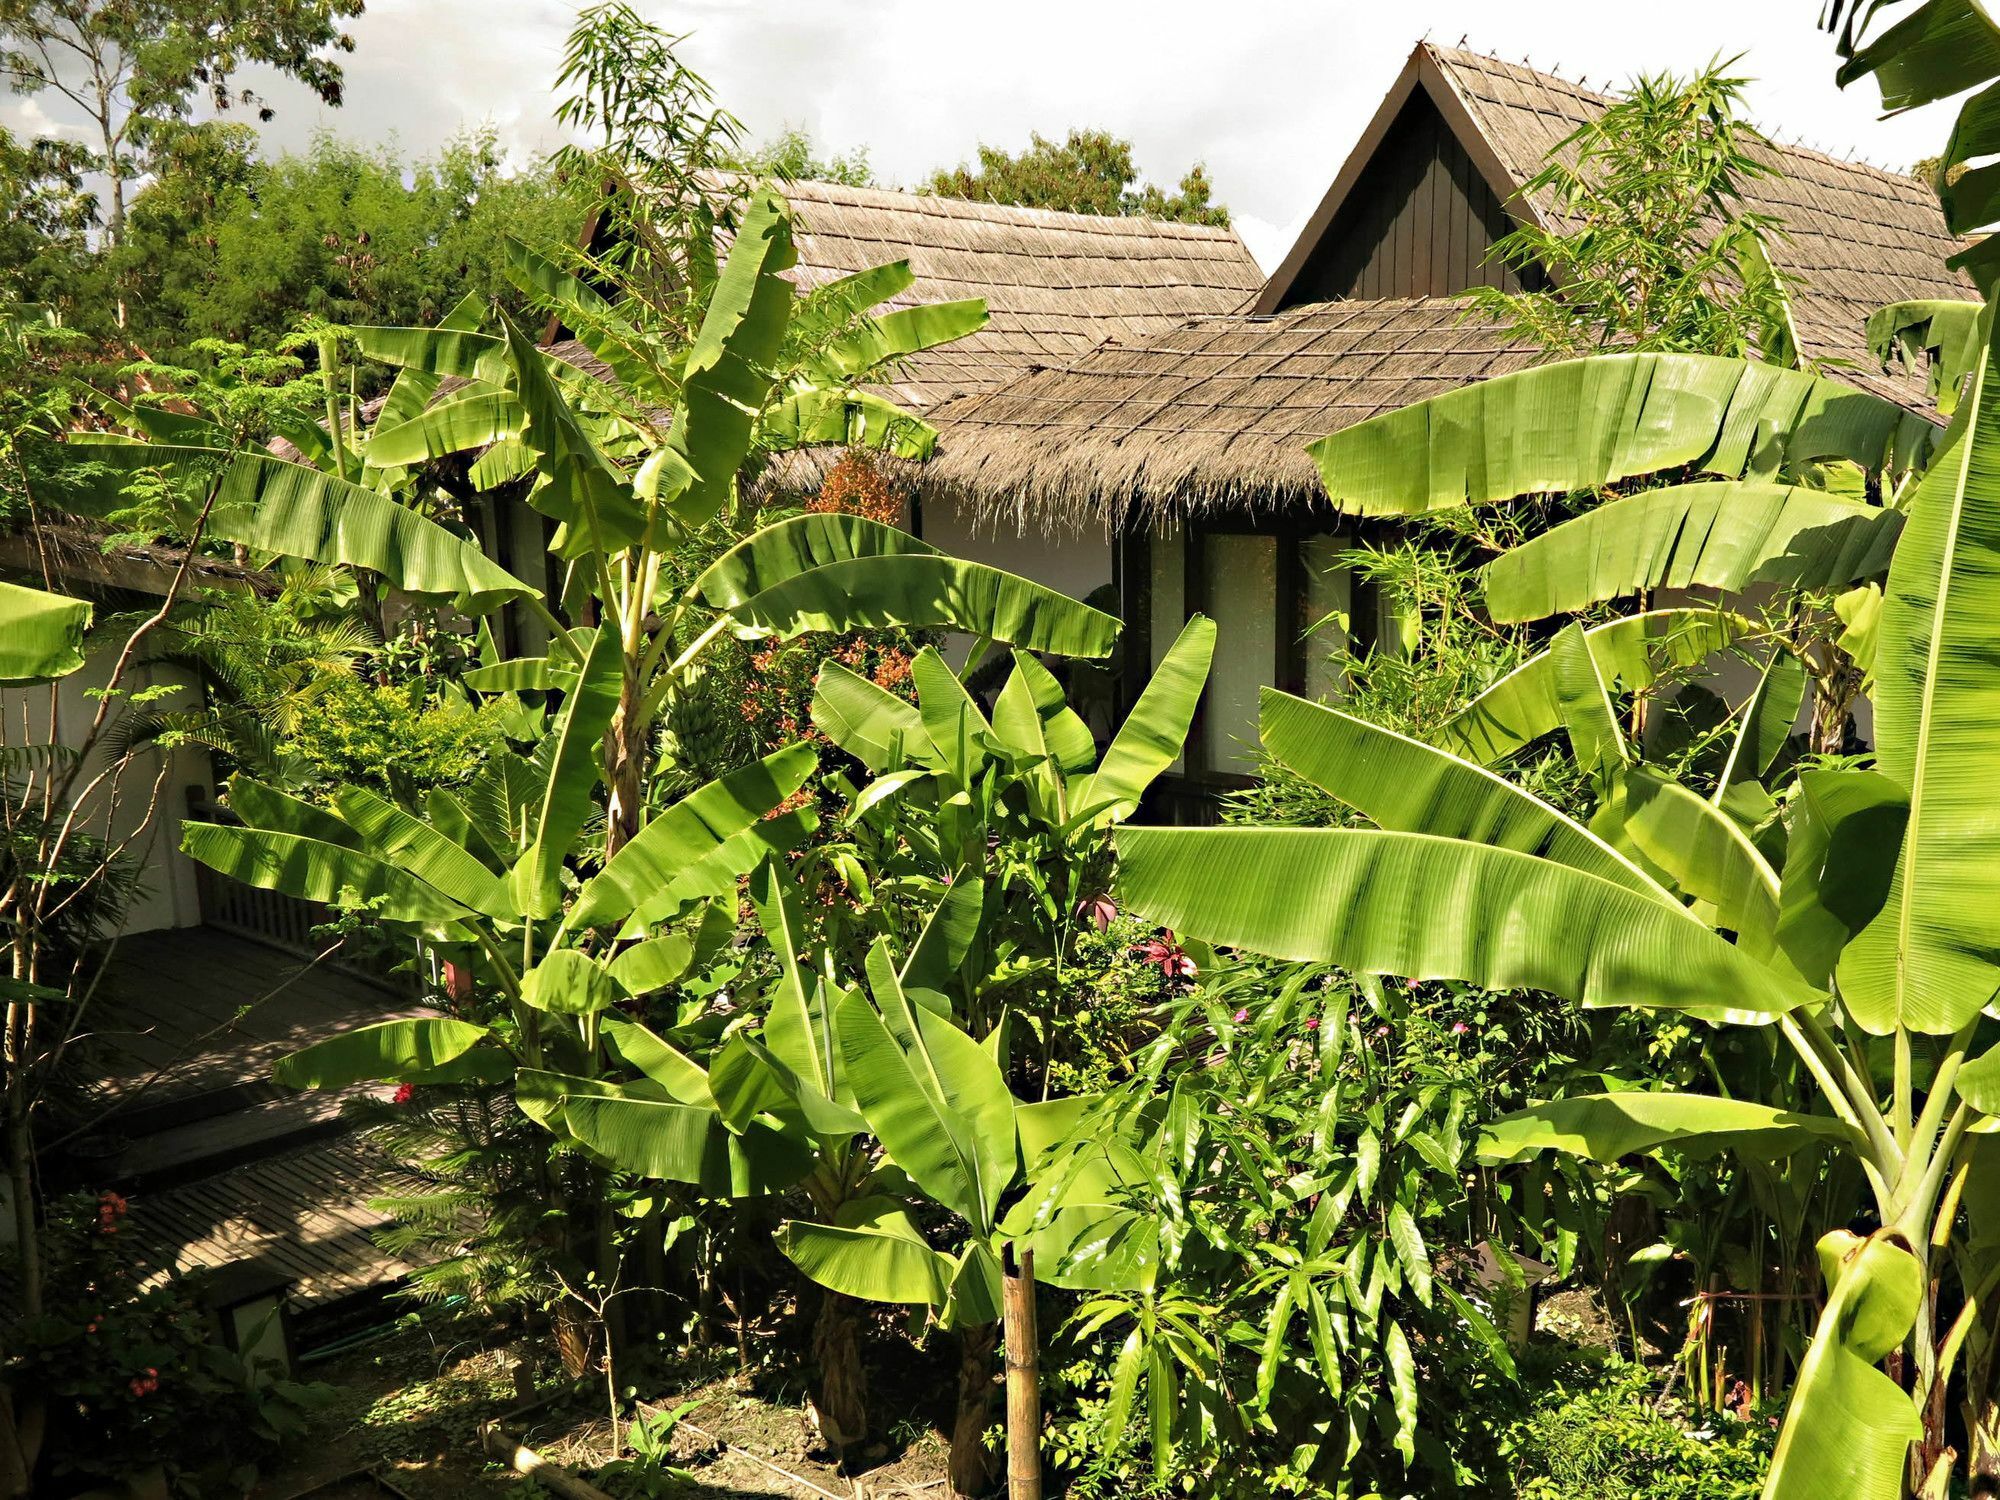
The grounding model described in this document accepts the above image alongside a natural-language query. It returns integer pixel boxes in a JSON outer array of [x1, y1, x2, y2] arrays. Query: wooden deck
[[123, 1137, 420, 1313]]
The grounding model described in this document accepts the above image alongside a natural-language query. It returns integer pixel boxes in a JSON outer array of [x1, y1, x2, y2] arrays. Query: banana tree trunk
[[949, 1321, 999, 1500], [811, 1289, 868, 1459], [604, 665, 645, 859]]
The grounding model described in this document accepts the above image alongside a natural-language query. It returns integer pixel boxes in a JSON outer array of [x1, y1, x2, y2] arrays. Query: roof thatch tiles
[[778, 179, 1266, 409], [1421, 46, 1975, 410], [922, 298, 1551, 529]]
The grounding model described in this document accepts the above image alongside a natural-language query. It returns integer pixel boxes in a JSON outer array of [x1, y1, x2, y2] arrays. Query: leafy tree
[[926, 128, 1229, 226], [1466, 62, 1798, 361], [0, 0, 365, 238], [0, 124, 94, 306], [736, 126, 874, 188]]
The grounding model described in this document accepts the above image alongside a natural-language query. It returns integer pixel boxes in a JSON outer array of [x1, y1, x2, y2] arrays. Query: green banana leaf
[[776, 1204, 954, 1307], [1071, 615, 1216, 826], [1839, 301, 2000, 1034], [760, 387, 937, 460], [911, 645, 994, 780], [228, 776, 365, 848], [836, 978, 1016, 1232], [365, 390, 523, 468], [563, 1093, 815, 1197], [1774, 769, 1909, 989], [521, 949, 624, 1015], [1258, 688, 1667, 901], [512, 624, 623, 919], [68, 444, 535, 612], [810, 661, 936, 773], [620, 806, 820, 933], [499, 237, 658, 398], [941, 1240, 1006, 1330], [1616, 768, 1782, 956], [1715, 650, 1808, 793], [568, 743, 819, 930], [1481, 482, 1903, 623], [498, 305, 647, 559], [695, 513, 939, 609], [351, 325, 510, 383], [1113, 827, 1821, 1024], [727, 554, 1121, 659], [1549, 623, 1630, 782], [658, 190, 797, 528], [1869, 299, 1987, 414], [1761, 1229, 1925, 1500], [272, 1017, 491, 1089], [1310, 352, 1938, 515], [1434, 609, 1756, 764], [600, 1016, 714, 1105], [371, 291, 486, 434], [181, 822, 471, 926], [330, 785, 511, 918], [992, 649, 1096, 772], [813, 298, 989, 381], [1477, 1091, 1854, 1165], [0, 579, 89, 683]]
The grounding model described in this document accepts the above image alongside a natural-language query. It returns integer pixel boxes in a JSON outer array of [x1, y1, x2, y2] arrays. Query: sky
[[3, 0, 1965, 271]]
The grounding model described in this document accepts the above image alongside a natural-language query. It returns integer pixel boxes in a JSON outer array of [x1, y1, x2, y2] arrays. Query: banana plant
[[1119, 299, 2000, 1500], [805, 617, 1215, 1054]]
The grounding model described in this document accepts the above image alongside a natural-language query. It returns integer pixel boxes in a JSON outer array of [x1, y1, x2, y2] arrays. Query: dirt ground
[[256, 1310, 959, 1500]]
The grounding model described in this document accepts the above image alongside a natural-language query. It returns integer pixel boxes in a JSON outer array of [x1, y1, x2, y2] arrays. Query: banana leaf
[[0, 579, 89, 683], [1869, 299, 1987, 414], [1310, 353, 1938, 515], [1114, 826, 1821, 1025], [776, 1205, 954, 1307], [1258, 688, 1667, 901], [512, 625, 623, 919], [181, 823, 471, 926], [810, 661, 937, 773], [760, 386, 937, 460], [696, 513, 939, 609], [1616, 767, 1782, 957], [1840, 301, 2000, 1034], [1482, 482, 1903, 622], [1071, 616, 1216, 825], [563, 1094, 814, 1197], [1434, 609, 1756, 764], [1477, 1091, 1854, 1166], [273, 1017, 491, 1089], [365, 390, 523, 468]]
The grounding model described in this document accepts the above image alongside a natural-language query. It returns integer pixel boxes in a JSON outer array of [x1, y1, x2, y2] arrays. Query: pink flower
[[1304, 1017, 1319, 1032], [1451, 1021, 1470, 1035], [1375, 1024, 1391, 1038], [1403, 977, 1420, 992], [393, 1083, 416, 1105], [1232, 1008, 1249, 1024]]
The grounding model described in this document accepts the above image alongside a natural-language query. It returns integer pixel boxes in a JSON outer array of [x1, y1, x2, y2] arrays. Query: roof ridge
[[771, 173, 1249, 243]]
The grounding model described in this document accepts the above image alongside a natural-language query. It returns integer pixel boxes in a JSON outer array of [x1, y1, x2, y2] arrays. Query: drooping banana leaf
[[1114, 827, 1820, 1024], [776, 1205, 955, 1307], [567, 743, 819, 930], [1869, 299, 1987, 414], [0, 579, 89, 683], [521, 949, 624, 1016], [1614, 767, 1782, 957], [1433, 609, 1756, 764], [365, 390, 524, 469], [330, 785, 512, 918], [1071, 615, 1216, 826], [725, 554, 1120, 659], [500, 237, 660, 398], [1310, 353, 1938, 514], [759, 386, 937, 460], [562, 1093, 815, 1197], [1477, 1091, 1857, 1165], [696, 512, 940, 609], [1258, 688, 1669, 902], [656, 190, 798, 529], [63, 444, 536, 612], [1481, 482, 1904, 623], [370, 291, 487, 435], [180, 823, 471, 926], [351, 325, 511, 383], [273, 1017, 491, 1089], [1760, 1228, 1925, 1500], [809, 298, 989, 383], [1839, 304, 2000, 1034], [1775, 768, 1909, 990]]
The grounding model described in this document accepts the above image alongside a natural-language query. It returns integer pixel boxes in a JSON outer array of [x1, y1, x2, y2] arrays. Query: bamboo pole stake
[[479, 1422, 618, 1500], [1003, 1245, 1042, 1500]]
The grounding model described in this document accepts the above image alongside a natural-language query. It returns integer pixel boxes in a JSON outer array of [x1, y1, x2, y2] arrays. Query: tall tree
[[926, 127, 1229, 226], [0, 0, 365, 239]]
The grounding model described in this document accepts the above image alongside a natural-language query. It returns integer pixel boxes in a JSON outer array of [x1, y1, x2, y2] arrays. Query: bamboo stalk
[[1003, 1246, 1042, 1500], [478, 1422, 618, 1500]]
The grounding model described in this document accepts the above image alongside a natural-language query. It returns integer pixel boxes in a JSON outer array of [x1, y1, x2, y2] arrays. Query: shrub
[[279, 674, 504, 801]]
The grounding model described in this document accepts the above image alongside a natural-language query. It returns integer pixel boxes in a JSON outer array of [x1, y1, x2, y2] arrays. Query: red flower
[[1132, 931, 1196, 982], [1304, 1017, 1319, 1032], [1077, 894, 1117, 933], [392, 1083, 416, 1105], [128, 1370, 159, 1398]]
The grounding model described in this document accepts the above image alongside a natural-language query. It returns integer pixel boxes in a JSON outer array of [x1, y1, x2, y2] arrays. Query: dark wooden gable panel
[[1276, 91, 1539, 305]]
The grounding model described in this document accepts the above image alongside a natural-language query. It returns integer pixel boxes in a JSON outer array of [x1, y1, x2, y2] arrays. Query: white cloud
[[6, 0, 1965, 263]]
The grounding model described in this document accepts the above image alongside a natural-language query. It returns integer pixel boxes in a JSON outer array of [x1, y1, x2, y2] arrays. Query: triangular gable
[[1255, 43, 1546, 313]]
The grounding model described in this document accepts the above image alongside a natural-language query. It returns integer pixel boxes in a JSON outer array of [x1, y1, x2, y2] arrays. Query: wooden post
[[1003, 1245, 1042, 1500]]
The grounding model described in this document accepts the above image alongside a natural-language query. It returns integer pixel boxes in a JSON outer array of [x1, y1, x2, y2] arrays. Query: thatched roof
[[921, 297, 1551, 529], [778, 179, 1265, 408], [1427, 46, 1977, 407]]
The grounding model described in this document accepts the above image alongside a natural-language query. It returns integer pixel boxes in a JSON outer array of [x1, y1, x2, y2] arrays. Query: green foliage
[[276, 675, 504, 801], [8, 1191, 333, 1493], [926, 128, 1229, 226], [1503, 1353, 1776, 1499], [736, 126, 874, 187], [1465, 63, 1798, 361]]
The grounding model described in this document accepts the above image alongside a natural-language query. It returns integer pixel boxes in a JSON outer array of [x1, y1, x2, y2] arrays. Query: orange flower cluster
[[807, 452, 900, 524], [96, 1190, 128, 1236]]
